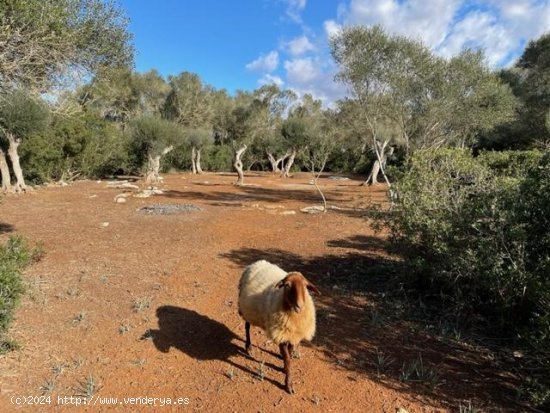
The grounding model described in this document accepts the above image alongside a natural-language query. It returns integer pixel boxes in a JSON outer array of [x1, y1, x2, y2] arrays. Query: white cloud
[[259, 74, 285, 87], [282, 57, 347, 106], [438, 11, 513, 66], [324, 20, 342, 39], [287, 35, 316, 56], [284, 57, 319, 84], [341, 0, 460, 49], [250, 0, 550, 106], [246, 51, 279, 73], [335, 0, 550, 67], [284, 0, 307, 23]]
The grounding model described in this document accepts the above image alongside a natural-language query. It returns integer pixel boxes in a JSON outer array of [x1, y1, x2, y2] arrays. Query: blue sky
[[120, 0, 550, 103]]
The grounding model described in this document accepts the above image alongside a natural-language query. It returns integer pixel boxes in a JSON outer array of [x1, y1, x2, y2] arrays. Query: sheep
[[238, 260, 319, 394]]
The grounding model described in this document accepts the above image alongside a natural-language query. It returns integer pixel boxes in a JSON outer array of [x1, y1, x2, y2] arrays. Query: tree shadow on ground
[[145, 305, 286, 391], [219, 237, 526, 412], [0, 222, 14, 234], [326, 234, 389, 252], [163, 184, 385, 220]]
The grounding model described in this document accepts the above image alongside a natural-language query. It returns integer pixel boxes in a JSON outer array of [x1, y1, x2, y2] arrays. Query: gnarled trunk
[[0, 148, 12, 193], [276, 150, 291, 173], [281, 149, 296, 178], [362, 141, 393, 186], [267, 152, 279, 172], [191, 147, 203, 174], [145, 146, 173, 185], [233, 144, 247, 186], [6, 133, 28, 192]]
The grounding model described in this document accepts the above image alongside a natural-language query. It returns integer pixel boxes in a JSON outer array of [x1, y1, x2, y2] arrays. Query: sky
[[120, 0, 550, 104]]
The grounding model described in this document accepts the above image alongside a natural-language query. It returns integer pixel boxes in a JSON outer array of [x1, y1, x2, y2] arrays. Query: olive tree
[[228, 97, 253, 185], [0, 0, 133, 93], [300, 110, 341, 212], [281, 94, 322, 177], [130, 116, 183, 185], [250, 85, 296, 173], [0, 91, 50, 192], [331, 25, 516, 196], [186, 128, 214, 174], [78, 68, 169, 124]]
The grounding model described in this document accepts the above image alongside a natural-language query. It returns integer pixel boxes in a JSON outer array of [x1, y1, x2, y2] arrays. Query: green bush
[[379, 149, 549, 334], [378, 149, 550, 408], [0, 237, 33, 338], [202, 145, 234, 172], [517, 152, 550, 344], [20, 114, 130, 182], [478, 150, 543, 178]]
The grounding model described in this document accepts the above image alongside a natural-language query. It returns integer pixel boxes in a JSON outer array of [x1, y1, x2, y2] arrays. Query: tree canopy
[[0, 0, 134, 93]]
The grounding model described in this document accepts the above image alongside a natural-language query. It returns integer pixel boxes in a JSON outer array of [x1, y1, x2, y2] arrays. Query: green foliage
[[0, 0, 133, 92], [378, 148, 550, 341], [281, 117, 313, 149], [130, 115, 183, 158], [518, 153, 550, 340], [378, 149, 550, 408], [0, 236, 34, 337], [186, 128, 214, 149], [478, 150, 543, 177], [162, 72, 213, 128], [202, 145, 234, 171], [331, 26, 516, 152], [0, 90, 50, 141], [20, 113, 129, 182], [492, 33, 550, 149], [165, 143, 235, 172]]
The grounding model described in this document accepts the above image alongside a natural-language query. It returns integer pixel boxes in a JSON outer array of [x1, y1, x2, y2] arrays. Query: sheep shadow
[[145, 305, 286, 391]]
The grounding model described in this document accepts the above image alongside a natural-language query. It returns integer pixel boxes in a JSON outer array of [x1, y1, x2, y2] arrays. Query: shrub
[[478, 150, 543, 178], [20, 114, 130, 182], [374, 148, 550, 408], [202, 145, 234, 172], [0, 237, 33, 335], [379, 148, 549, 335]]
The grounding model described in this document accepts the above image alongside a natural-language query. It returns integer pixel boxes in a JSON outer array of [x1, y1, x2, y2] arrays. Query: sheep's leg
[[245, 321, 251, 354], [280, 342, 294, 394], [288, 343, 294, 357]]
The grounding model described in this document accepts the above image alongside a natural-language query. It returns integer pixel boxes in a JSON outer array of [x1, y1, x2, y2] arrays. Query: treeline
[[1, 4, 548, 193]]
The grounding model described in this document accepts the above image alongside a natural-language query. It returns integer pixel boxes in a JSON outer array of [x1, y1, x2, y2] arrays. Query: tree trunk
[[196, 148, 203, 174], [0, 148, 12, 193], [6, 133, 28, 192], [145, 146, 173, 185], [191, 146, 197, 174], [267, 152, 279, 172], [362, 160, 381, 185], [233, 144, 247, 186], [276, 150, 291, 173], [362, 141, 394, 187], [311, 157, 328, 213], [281, 149, 296, 178]]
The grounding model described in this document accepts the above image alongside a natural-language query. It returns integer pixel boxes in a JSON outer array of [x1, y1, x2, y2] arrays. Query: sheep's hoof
[[285, 384, 295, 395]]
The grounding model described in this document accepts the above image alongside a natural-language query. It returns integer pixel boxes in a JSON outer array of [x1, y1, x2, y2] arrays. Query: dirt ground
[[0, 172, 521, 412]]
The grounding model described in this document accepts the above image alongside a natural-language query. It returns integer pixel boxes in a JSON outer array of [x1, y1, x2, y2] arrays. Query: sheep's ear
[[276, 279, 288, 289], [307, 282, 321, 295]]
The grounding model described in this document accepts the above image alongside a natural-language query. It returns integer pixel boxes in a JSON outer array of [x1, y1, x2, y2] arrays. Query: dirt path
[[0, 173, 517, 412]]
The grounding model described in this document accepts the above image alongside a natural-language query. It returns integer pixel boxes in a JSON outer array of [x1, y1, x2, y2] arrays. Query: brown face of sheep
[[276, 272, 320, 313]]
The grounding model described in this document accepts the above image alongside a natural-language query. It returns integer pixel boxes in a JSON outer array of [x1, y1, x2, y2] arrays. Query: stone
[[300, 205, 325, 214]]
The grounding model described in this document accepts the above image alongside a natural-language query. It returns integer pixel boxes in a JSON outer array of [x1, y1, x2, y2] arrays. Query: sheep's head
[[276, 272, 320, 313]]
